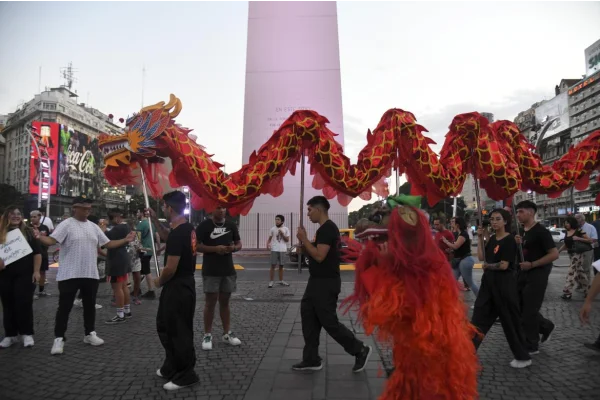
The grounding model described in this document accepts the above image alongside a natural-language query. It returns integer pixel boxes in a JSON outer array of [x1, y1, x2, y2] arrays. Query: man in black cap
[[147, 191, 199, 391], [35, 196, 136, 355]]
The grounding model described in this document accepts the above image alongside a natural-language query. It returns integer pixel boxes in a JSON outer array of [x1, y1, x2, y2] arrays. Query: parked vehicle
[[549, 228, 565, 243]]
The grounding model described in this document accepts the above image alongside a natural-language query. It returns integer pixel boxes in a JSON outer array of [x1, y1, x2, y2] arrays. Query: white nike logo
[[210, 229, 230, 239]]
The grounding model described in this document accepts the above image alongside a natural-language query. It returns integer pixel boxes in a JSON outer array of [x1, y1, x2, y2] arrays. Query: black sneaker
[[125, 312, 132, 319], [292, 360, 323, 371], [141, 291, 156, 299], [105, 315, 126, 324], [540, 323, 555, 344], [584, 342, 600, 353], [353, 345, 373, 373]]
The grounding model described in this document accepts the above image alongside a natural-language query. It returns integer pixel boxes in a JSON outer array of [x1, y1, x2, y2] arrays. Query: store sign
[[568, 75, 597, 96], [578, 206, 600, 213], [585, 38, 600, 77], [58, 125, 103, 198]]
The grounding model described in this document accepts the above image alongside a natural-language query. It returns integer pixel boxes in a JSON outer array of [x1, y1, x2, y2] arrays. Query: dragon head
[[99, 94, 182, 169]]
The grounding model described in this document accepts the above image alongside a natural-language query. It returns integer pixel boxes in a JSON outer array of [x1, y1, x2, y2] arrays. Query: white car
[[549, 228, 565, 243]]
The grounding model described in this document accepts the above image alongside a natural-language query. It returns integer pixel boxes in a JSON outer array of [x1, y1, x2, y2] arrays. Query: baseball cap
[[73, 195, 94, 207]]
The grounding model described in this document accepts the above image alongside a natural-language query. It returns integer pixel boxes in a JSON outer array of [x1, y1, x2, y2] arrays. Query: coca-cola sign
[[58, 126, 103, 198]]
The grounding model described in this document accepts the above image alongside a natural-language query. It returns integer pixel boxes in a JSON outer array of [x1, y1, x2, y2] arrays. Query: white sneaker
[[22, 335, 34, 348], [73, 299, 83, 308], [83, 331, 104, 346], [223, 332, 241, 346], [279, 280, 290, 287], [51, 338, 64, 355], [202, 334, 213, 350], [156, 369, 164, 378], [510, 359, 532, 369], [268, 281, 274, 288], [0, 336, 19, 348], [95, 304, 103, 309], [163, 381, 198, 391]]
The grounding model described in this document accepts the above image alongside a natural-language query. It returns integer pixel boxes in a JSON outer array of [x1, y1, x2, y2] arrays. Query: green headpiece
[[386, 194, 422, 209]]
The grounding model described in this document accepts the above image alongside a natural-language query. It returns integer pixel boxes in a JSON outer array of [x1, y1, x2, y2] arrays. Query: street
[[0, 254, 599, 400]]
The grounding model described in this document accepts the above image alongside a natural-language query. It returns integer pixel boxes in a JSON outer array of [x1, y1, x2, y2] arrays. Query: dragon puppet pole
[[298, 152, 306, 274], [471, 149, 486, 264], [511, 200, 525, 263], [140, 167, 161, 278]]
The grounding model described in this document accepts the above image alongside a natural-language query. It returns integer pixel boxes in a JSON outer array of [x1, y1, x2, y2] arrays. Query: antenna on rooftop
[[60, 62, 78, 90]]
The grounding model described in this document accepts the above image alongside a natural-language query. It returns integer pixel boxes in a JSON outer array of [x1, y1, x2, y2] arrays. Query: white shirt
[[41, 216, 54, 232], [51, 218, 110, 281], [269, 226, 290, 252], [581, 222, 598, 241]]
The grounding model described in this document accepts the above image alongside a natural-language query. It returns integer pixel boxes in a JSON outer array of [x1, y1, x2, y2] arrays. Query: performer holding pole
[[140, 167, 161, 277], [298, 152, 306, 274]]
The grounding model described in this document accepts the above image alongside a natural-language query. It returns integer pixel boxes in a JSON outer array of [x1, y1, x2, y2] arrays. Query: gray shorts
[[203, 275, 237, 293], [270, 251, 286, 266]]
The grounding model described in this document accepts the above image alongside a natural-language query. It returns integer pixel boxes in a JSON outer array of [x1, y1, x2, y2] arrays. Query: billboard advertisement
[[29, 121, 60, 196], [57, 125, 104, 199], [585, 38, 600, 77], [534, 92, 570, 141]]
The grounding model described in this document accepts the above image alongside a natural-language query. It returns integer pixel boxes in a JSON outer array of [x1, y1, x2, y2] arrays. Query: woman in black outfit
[[558, 216, 591, 300], [0, 206, 42, 348], [443, 217, 478, 296], [471, 208, 532, 369]]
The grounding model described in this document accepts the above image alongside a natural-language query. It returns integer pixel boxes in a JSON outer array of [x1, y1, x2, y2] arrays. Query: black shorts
[[41, 257, 49, 272], [140, 254, 152, 275]]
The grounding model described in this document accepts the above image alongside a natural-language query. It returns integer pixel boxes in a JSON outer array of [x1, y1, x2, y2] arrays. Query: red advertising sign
[[29, 121, 59, 196]]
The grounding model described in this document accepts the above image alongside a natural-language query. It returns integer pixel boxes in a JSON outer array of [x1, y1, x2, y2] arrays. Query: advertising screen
[[29, 121, 60, 196], [534, 92, 570, 141], [57, 125, 104, 199]]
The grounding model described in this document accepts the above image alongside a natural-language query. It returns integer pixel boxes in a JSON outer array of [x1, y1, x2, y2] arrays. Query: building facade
[[1, 86, 126, 219]]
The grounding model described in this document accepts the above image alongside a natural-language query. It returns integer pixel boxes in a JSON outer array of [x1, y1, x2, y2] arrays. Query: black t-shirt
[[307, 220, 341, 279], [196, 219, 240, 277], [564, 229, 584, 254], [485, 234, 517, 272], [105, 223, 131, 276], [453, 230, 471, 259], [164, 222, 197, 282], [34, 224, 50, 260], [5, 228, 42, 272], [520, 223, 556, 268]]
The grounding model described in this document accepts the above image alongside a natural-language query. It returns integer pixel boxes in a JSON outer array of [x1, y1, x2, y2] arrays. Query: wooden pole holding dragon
[[140, 167, 161, 278], [298, 152, 306, 275]]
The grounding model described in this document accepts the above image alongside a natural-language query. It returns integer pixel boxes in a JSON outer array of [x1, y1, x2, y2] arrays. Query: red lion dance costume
[[342, 195, 480, 400]]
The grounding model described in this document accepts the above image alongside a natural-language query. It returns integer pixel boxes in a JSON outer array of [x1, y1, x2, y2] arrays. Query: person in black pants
[[149, 191, 199, 391], [472, 208, 531, 368], [0, 206, 42, 349], [514, 201, 559, 354], [293, 196, 372, 372]]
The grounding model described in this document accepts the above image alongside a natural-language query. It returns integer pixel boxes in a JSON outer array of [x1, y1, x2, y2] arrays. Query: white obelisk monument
[[240, 1, 348, 247]]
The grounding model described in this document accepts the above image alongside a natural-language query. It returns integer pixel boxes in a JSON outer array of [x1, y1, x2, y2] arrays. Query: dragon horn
[[140, 101, 165, 114], [168, 96, 182, 118], [164, 94, 177, 109]]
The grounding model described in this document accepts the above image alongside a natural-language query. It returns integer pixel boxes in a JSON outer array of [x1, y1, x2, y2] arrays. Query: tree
[[0, 184, 24, 215], [348, 200, 384, 228]]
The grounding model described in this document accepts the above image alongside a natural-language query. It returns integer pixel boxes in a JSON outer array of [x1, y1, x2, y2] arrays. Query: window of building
[[43, 102, 57, 111]]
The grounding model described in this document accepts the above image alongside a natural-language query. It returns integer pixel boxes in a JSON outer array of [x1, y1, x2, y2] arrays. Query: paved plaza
[[0, 263, 599, 400]]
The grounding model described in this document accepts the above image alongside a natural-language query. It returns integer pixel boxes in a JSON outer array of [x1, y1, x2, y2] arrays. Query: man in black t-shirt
[[515, 201, 559, 354], [293, 196, 372, 373], [149, 191, 199, 391], [196, 207, 242, 351]]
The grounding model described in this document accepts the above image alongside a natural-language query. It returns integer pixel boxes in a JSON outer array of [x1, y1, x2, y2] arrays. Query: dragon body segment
[[99, 94, 600, 215]]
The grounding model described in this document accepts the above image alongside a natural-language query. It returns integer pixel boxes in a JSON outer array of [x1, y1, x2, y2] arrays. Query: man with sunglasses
[[35, 196, 136, 355]]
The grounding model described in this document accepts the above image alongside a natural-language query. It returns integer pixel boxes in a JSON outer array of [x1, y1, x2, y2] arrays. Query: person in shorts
[[266, 214, 290, 288], [102, 209, 132, 324], [127, 219, 143, 305], [196, 207, 242, 350]]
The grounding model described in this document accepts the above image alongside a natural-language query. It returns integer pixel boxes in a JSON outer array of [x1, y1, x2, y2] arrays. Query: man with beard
[[148, 191, 199, 391], [514, 200, 559, 354], [266, 214, 290, 288]]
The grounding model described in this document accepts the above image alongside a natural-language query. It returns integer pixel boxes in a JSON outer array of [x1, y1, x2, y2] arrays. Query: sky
[[1, 1, 599, 212]]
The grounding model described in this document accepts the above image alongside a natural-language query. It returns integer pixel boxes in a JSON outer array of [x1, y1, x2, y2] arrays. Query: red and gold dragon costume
[[99, 94, 600, 216], [341, 195, 480, 399]]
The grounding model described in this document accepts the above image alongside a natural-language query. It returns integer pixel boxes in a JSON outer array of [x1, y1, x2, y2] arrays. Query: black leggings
[[0, 264, 35, 336]]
